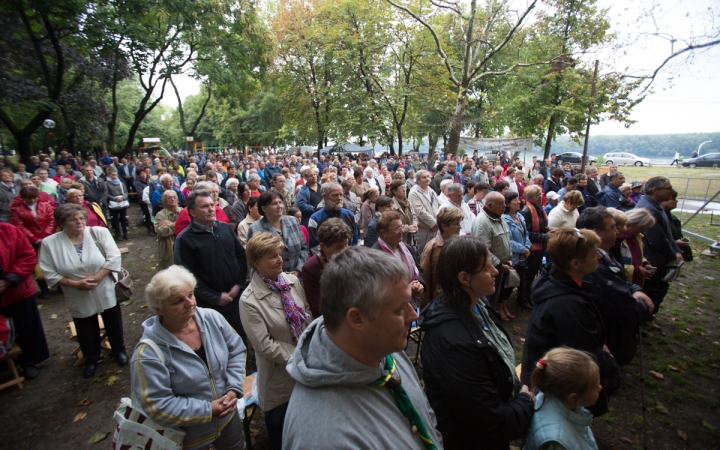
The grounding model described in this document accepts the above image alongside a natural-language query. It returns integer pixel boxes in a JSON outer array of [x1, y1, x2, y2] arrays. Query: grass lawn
[[595, 165, 720, 202]]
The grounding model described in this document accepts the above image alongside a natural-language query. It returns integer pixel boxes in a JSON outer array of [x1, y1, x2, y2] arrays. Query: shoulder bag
[[109, 182, 130, 210], [89, 227, 134, 302], [112, 339, 186, 450]]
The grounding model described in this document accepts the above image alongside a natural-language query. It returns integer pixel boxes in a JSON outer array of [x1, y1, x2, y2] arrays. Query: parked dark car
[[681, 153, 720, 168], [556, 152, 596, 165]]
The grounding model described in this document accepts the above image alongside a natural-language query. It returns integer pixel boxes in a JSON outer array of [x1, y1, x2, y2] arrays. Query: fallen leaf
[[141, 305, 148, 309], [77, 398, 93, 407], [120, 300, 133, 307], [520, 338, 525, 343], [705, 276, 715, 280], [73, 412, 86, 422], [88, 432, 109, 445], [37, 304, 43, 309], [680, 329, 690, 335], [104, 369, 122, 375], [513, 326, 522, 334], [106, 375, 120, 386], [660, 331, 667, 336], [50, 314, 58, 320], [92, 375, 107, 383], [668, 365, 685, 373], [677, 430, 688, 441], [621, 437, 632, 444], [702, 419, 717, 430], [656, 401, 668, 415], [649, 370, 664, 379]]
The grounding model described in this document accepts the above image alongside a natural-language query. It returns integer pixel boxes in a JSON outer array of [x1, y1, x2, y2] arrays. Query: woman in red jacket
[[0, 222, 50, 380], [10, 187, 56, 298]]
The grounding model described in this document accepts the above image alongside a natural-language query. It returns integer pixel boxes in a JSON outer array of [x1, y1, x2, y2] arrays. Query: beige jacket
[[408, 184, 439, 230], [239, 272, 313, 411]]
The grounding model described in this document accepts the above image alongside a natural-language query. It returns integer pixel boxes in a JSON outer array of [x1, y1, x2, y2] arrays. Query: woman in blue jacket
[[502, 191, 531, 317], [131, 265, 247, 450]]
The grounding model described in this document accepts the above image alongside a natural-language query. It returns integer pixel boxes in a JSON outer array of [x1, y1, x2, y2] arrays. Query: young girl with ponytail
[[524, 348, 602, 450]]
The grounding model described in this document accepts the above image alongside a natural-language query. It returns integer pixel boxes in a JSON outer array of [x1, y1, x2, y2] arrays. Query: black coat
[[521, 264, 618, 416], [520, 202, 549, 250], [174, 220, 248, 311], [635, 196, 681, 268], [420, 294, 534, 450], [583, 250, 651, 366]]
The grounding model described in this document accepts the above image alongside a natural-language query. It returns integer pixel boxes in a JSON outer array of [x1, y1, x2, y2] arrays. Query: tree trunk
[[428, 132, 438, 160], [107, 52, 120, 154], [446, 88, 468, 156], [397, 128, 403, 156], [543, 114, 557, 160]]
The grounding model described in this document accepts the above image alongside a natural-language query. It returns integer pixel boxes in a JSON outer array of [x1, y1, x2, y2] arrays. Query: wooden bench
[[0, 345, 25, 391], [67, 318, 113, 366]]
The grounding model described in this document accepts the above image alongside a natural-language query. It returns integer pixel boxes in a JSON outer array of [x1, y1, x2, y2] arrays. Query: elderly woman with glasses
[[39, 204, 127, 378], [371, 211, 424, 305], [154, 190, 183, 270], [240, 232, 312, 450], [520, 228, 618, 417], [131, 265, 247, 450]]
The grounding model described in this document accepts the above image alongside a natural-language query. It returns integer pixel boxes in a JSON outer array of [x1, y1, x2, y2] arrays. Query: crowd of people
[[0, 148, 692, 449]]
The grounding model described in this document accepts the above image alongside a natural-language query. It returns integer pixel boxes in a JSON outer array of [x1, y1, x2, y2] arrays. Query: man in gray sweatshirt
[[283, 247, 443, 449]]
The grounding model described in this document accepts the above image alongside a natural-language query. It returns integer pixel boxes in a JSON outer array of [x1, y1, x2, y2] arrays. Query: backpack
[[0, 315, 16, 358]]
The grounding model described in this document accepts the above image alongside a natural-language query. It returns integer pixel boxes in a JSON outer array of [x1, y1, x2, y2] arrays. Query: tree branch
[[626, 38, 720, 95], [386, 0, 461, 86]]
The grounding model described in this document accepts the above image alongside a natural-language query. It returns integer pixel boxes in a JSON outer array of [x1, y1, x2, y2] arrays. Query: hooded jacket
[[521, 264, 618, 416], [130, 307, 247, 450], [420, 294, 534, 450], [283, 317, 443, 450]]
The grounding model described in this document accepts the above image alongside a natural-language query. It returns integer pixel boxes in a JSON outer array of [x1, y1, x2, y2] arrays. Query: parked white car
[[603, 152, 651, 166]]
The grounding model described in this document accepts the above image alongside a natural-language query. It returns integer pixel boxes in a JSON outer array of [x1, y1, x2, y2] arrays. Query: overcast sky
[[164, 0, 720, 137]]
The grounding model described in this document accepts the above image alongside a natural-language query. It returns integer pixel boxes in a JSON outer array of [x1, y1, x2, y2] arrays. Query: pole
[[580, 60, 599, 174], [638, 326, 648, 450]]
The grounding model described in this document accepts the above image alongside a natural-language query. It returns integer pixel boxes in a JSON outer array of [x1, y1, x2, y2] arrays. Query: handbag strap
[[88, 227, 107, 259], [130, 339, 166, 407]]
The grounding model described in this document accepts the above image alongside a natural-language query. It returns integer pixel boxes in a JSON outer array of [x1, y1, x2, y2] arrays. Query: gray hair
[[145, 265, 197, 311], [440, 179, 453, 190], [161, 189, 178, 202], [416, 169, 430, 179], [194, 181, 217, 192], [644, 176, 669, 195], [160, 173, 173, 182], [247, 173, 261, 183], [625, 207, 656, 229], [226, 178, 240, 188], [187, 189, 212, 211], [320, 181, 341, 196], [321, 247, 410, 332], [54, 203, 87, 226], [447, 183, 463, 195]]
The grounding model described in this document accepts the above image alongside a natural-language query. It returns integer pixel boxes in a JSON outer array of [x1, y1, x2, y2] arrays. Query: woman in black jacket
[[519, 185, 549, 309], [521, 227, 618, 417], [420, 236, 535, 450]]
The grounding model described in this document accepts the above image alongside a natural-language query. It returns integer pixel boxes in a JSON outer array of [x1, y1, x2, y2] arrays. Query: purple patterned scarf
[[258, 273, 310, 341]]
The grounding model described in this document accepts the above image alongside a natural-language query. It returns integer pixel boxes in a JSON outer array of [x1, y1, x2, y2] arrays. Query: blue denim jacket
[[502, 213, 531, 263]]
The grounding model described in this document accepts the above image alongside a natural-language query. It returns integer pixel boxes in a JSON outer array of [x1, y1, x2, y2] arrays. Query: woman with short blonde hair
[[240, 232, 313, 450], [548, 190, 584, 228]]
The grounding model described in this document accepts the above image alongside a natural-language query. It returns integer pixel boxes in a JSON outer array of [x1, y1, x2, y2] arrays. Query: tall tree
[[387, 0, 542, 155], [0, 0, 94, 161]]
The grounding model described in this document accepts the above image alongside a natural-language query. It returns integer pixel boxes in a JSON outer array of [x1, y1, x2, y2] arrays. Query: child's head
[[531, 347, 602, 409]]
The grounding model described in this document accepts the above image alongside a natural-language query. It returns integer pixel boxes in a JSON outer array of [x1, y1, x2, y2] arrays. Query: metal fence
[[671, 177, 720, 204]]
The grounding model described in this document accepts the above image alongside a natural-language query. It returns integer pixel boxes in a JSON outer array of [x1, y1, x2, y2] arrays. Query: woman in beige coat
[[239, 232, 313, 450], [153, 190, 182, 270]]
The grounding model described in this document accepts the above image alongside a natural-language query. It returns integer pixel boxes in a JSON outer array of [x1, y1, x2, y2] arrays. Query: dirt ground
[[0, 203, 718, 449]]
